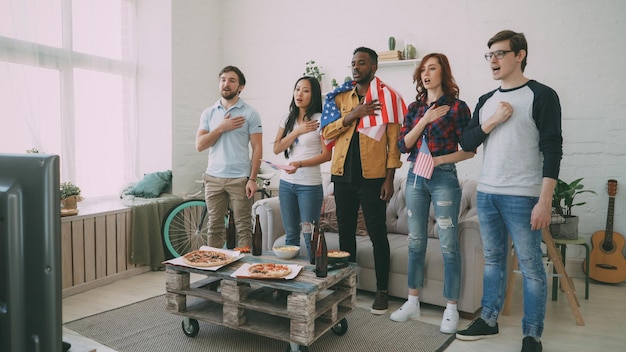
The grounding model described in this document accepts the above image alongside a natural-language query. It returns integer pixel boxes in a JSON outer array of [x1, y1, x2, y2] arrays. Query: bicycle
[[161, 172, 275, 258]]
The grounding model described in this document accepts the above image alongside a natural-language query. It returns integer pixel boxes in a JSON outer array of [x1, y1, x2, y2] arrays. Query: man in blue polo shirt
[[196, 65, 263, 248]]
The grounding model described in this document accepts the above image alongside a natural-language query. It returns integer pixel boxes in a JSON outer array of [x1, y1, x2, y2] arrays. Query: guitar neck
[[606, 196, 615, 242]]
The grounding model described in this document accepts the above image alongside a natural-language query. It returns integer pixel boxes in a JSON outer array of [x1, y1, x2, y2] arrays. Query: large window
[[0, 0, 136, 197]]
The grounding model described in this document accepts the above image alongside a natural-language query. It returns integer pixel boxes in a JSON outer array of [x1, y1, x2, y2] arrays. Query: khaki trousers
[[203, 174, 253, 247]]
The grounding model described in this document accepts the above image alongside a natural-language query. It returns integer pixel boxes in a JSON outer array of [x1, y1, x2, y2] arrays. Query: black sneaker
[[521, 336, 542, 352], [455, 317, 499, 341], [370, 290, 388, 315], [62, 341, 71, 352]]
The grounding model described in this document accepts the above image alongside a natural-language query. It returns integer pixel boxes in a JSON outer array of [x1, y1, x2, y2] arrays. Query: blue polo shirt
[[199, 98, 262, 178]]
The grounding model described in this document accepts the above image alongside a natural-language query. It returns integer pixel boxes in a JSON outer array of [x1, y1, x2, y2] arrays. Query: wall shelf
[[378, 58, 421, 67], [344, 58, 421, 69]]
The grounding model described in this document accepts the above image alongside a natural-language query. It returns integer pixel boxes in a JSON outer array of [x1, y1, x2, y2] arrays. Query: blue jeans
[[279, 180, 323, 256], [406, 163, 462, 301], [477, 191, 547, 338]]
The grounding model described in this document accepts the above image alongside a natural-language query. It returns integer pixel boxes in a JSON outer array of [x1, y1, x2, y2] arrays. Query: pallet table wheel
[[331, 318, 348, 336], [181, 318, 199, 337], [285, 343, 309, 352]]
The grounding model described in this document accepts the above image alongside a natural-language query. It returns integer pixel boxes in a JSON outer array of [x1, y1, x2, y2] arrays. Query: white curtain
[[0, 0, 138, 197]]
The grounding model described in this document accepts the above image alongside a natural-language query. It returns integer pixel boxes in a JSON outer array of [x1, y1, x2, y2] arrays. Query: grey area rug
[[65, 295, 454, 352]]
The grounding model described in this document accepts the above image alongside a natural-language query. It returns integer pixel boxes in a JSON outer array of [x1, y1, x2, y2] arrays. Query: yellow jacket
[[322, 88, 402, 179]]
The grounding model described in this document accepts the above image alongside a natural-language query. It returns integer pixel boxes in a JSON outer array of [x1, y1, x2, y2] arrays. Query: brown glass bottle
[[226, 209, 236, 249], [252, 214, 262, 256], [310, 221, 319, 265], [315, 228, 328, 277]]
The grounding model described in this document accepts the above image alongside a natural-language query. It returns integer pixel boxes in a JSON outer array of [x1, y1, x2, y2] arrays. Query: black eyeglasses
[[484, 50, 514, 61]]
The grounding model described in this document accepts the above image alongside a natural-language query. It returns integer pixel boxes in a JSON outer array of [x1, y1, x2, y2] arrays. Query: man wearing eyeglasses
[[456, 30, 563, 352]]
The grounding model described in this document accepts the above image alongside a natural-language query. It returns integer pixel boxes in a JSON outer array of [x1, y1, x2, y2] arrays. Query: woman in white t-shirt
[[273, 76, 332, 258]]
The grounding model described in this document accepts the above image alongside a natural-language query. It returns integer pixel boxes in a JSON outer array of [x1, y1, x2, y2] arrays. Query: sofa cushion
[[124, 170, 172, 198], [319, 195, 368, 236], [386, 178, 409, 235]]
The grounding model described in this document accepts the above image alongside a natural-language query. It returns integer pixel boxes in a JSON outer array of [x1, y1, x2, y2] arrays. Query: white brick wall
[[154, 0, 626, 259]]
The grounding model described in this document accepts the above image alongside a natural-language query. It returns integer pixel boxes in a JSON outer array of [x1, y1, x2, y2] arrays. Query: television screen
[[0, 153, 62, 352]]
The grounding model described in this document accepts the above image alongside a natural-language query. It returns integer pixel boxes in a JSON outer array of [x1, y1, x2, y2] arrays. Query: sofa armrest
[[459, 215, 482, 248], [457, 214, 484, 314], [252, 197, 284, 251]]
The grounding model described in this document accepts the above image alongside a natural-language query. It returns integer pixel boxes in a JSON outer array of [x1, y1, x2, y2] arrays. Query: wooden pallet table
[[164, 254, 357, 351]]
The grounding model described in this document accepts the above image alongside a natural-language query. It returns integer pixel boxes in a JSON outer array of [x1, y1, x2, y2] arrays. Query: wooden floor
[[63, 270, 626, 352]]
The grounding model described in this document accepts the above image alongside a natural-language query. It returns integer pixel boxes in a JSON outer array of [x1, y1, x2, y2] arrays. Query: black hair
[[353, 47, 378, 64], [282, 77, 322, 159]]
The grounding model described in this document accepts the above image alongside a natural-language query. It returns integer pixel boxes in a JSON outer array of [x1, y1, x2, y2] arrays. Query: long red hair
[[413, 53, 459, 102]]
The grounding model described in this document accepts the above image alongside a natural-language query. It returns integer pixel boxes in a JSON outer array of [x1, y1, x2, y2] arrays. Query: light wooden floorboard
[[62, 271, 626, 352]]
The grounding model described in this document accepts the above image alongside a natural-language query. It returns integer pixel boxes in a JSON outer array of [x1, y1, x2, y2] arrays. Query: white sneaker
[[440, 308, 459, 334], [389, 301, 420, 322]]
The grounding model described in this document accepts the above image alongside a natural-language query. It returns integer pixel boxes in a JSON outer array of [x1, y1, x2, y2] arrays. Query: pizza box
[[163, 246, 244, 271], [231, 263, 303, 280]]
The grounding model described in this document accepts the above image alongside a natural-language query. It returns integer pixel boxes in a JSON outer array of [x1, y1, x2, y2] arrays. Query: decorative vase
[[60, 195, 80, 216], [404, 44, 417, 60]]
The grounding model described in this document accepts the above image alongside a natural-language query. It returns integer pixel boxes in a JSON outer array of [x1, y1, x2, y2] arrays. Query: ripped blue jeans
[[405, 163, 462, 301]]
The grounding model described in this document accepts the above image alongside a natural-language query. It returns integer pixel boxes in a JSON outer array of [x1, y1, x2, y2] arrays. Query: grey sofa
[[252, 175, 484, 316]]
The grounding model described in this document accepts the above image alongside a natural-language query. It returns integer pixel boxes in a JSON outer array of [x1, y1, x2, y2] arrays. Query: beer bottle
[[310, 221, 319, 265], [252, 214, 263, 256], [315, 228, 328, 277], [226, 209, 236, 249]]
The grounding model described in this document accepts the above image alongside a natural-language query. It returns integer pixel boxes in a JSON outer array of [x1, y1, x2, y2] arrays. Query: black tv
[[0, 153, 62, 352]]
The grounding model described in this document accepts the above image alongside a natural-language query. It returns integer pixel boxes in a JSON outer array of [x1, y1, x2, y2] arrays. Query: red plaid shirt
[[398, 95, 472, 160]]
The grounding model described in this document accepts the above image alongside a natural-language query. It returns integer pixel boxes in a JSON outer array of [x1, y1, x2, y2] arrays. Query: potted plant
[[303, 60, 324, 83], [60, 181, 82, 215], [550, 178, 596, 239]]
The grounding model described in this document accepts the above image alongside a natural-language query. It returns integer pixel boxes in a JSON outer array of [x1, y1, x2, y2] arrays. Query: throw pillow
[[125, 170, 172, 198], [319, 195, 368, 236]]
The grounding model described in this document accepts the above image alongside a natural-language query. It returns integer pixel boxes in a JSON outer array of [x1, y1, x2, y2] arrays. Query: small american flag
[[413, 136, 434, 179]]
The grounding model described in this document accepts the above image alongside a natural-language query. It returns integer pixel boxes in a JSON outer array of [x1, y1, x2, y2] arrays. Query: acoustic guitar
[[584, 179, 626, 283]]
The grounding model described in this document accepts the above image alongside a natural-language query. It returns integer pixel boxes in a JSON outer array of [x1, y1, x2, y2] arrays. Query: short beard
[[221, 90, 238, 100], [355, 71, 374, 85]]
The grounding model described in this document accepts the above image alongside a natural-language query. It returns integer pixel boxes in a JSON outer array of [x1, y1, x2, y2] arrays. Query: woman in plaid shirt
[[392, 53, 475, 334]]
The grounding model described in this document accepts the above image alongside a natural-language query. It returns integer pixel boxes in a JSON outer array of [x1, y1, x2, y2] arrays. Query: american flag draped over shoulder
[[320, 80, 356, 148], [321, 80, 356, 128], [413, 135, 434, 180], [358, 77, 407, 141]]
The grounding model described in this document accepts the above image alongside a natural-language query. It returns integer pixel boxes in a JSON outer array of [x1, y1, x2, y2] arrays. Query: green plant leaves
[[552, 178, 597, 216], [303, 60, 324, 82], [60, 181, 81, 200]]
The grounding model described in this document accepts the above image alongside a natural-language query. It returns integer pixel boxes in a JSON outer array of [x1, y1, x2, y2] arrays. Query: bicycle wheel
[[162, 200, 209, 257]]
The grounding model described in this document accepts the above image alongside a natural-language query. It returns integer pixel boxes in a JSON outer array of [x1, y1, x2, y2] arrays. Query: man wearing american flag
[[321, 47, 403, 315]]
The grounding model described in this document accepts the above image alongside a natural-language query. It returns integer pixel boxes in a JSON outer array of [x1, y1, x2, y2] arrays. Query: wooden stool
[[502, 229, 585, 326], [552, 237, 590, 300]]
